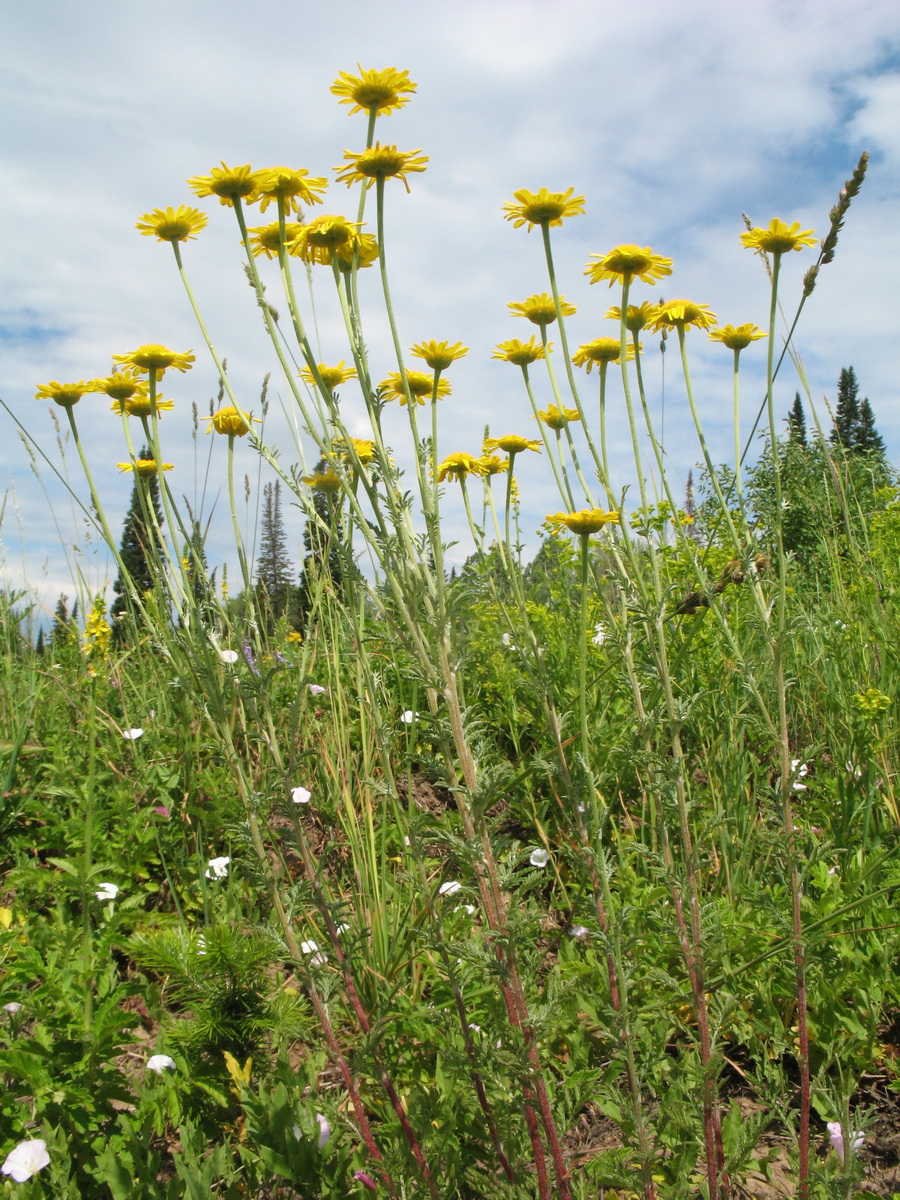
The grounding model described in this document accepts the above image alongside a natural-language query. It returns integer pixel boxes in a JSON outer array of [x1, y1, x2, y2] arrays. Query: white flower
[[3, 1002, 22, 1014], [2, 1140, 50, 1182], [301, 939, 328, 965], [826, 1121, 864, 1164], [568, 925, 590, 940], [205, 856, 230, 879], [400, 710, 418, 725], [439, 881, 462, 896], [592, 622, 607, 646], [94, 882, 119, 901], [122, 727, 144, 740], [291, 786, 312, 805], [309, 683, 327, 696], [454, 904, 476, 915], [316, 1112, 331, 1148], [529, 848, 550, 868], [501, 632, 517, 650], [146, 1054, 176, 1073], [219, 649, 239, 664], [335, 923, 350, 935], [791, 760, 809, 791]]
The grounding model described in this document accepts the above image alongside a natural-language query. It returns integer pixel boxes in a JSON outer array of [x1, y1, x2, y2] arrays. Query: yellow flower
[[204, 406, 261, 437], [288, 214, 372, 265], [331, 66, 417, 116], [136, 206, 208, 242], [572, 338, 635, 371], [707, 323, 766, 350], [536, 404, 580, 430], [255, 167, 328, 214], [188, 162, 263, 207], [605, 302, 659, 332], [740, 219, 816, 255], [335, 144, 429, 192], [410, 340, 468, 370], [303, 468, 343, 492], [508, 292, 576, 326], [650, 299, 717, 331], [381, 371, 450, 405], [117, 459, 173, 475], [502, 187, 585, 231], [300, 361, 358, 390], [492, 337, 548, 366], [334, 437, 376, 465], [478, 454, 508, 476], [113, 392, 175, 418], [336, 231, 380, 270], [547, 508, 620, 534], [35, 380, 91, 407], [285, 630, 303, 644], [585, 244, 673, 287], [82, 599, 111, 662], [112, 345, 195, 375], [437, 452, 486, 482], [87, 371, 143, 402], [247, 221, 305, 258], [483, 434, 541, 456]]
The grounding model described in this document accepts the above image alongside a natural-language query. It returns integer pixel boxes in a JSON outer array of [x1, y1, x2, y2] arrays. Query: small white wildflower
[[3, 1002, 22, 1015], [469, 1023, 482, 1033], [291, 786, 312, 805], [335, 923, 350, 935], [455, 904, 476, 915], [592, 622, 607, 646], [146, 1054, 176, 1073], [205, 856, 230, 879], [1, 1140, 50, 1183], [301, 939, 328, 966], [219, 649, 239, 664], [826, 1121, 864, 1165], [400, 709, 418, 725], [791, 760, 809, 791], [501, 632, 517, 650], [316, 1112, 331, 1148], [529, 848, 550, 868], [94, 882, 119, 901], [569, 925, 590, 940], [309, 683, 327, 696], [439, 880, 462, 897], [122, 727, 144, 741]]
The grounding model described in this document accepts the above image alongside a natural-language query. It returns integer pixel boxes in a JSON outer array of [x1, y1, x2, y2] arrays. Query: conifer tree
[[297, 462, 344, 625], [854, 397, 886, 458], [831, 367, 860, 450], [51, 594, 74, 650], [787, 393, 807, 446], [111, 447, 164, 622], [255, 481, 294, 626]]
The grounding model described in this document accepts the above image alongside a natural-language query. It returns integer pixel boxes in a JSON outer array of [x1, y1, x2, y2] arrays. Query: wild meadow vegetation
[[3, 66, 900, 1199]]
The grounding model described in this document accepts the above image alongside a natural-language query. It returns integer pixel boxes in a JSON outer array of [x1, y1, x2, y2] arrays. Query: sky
[[1, 0, 898, 623]]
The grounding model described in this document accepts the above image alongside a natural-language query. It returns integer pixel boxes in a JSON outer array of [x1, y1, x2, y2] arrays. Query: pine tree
[[853, 397, 887, 458], [255, 481, 294, 627], [297, 463, 344, 625], [787, 393, 807, 446], [831, 367, 860, 450], [35, 627, 45, 656], [111, 447, 164, 622], [51, 594, 72, 650]]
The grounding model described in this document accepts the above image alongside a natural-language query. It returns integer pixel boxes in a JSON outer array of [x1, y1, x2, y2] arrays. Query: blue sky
[[1, 0, 899, 619]]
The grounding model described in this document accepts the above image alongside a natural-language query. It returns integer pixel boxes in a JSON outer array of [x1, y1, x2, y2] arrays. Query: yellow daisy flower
[[605, 302, 659, 332], [547, 508, 620, 535], [585, 244, 673, 287], [300, 361, 358, 390], [247, 221, 305, 258], [478, 454, 508, 476], [187, 162, 263, 207], [136, 206, 208, 242], [335, 144, 429, 192], [331, 66, 417, 116], [35, 381, 90, 407], [288, 214, 364, 264], [117, 393, 174, 417], [334, 437, 376, 465], [650, 300, 717, 331], [437, 452, 486, 482], [492, 337, 548, 366], [112, 345, 195, 375], [204, 406, 261, 437], [410, 340, 468, 370], [707, 323, 766, 350], [740, 219, 816, 255], [86, 371, 144, 401], [255, 167, 328, 214], [303, 468, 343, 492], [335, 231, 380, 270], [536, 404, 580, 430], [381, 371, 450, 405], [483, 434, 541, 455], [117, 459, 173, 476], [508, 292, 576, 326], [572, 338, 636, 371], [502, 187, 585, 231]]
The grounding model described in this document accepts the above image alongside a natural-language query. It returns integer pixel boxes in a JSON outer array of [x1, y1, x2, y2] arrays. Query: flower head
[[136, 206, 208, 242], [255, 167, 328, 214], [292, 786, 312, 805], [439, 880, 462, 896], [592, 622, 607, 646], [112, 345, 195, 375], [381, 370, 450, 405], [437, 452, 486, 482], [707, 323, 767, 350], [247, 220, 305, 258], [288, 215, 378, 268], [530, 848, 550, 868], [741, 219, 816, 255], [605, 302, 659, 332], [95, 882, 119, 901], [205, 856, 230, 879], [331, 66, 417, 116], [572, 338, 635, 371], [315, 1111, 332, 1148], [334, 437, 376, 466], [400, 710, 418, 725], [2, 1140, 50, 1183], [478, 454, 508, 476], [568, 925, 590, 940], [502, 187, 585, 231], [508, 293, 576, 326], [410, 340, 468, 370], [335, 144, 429, 192], [35, 380, 90, 407], [219, 649, 239, 664], [88, 370, 145, 402], [300, 361, 358, 390], [826, 1121, 864, 1165], [188, 162, 263, 207], [309, 683, 327, 696], [205, 406, 260, 437], [650, 299, 717, 331], [301, 939, 328, 965], [303, 469, 343, 493], [492, 337, 547, 366], [483, 434, 541, 456], [536, 404, 580, 430], [117, 459, 173, 476], [122, 727, 144, 740], [3, 1002, 23, 1014], [585, 244, 673, 287], [146, 1054, 176, 1073], [548, 508, 620, 535]]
